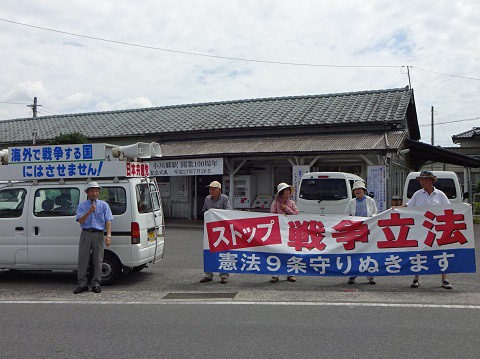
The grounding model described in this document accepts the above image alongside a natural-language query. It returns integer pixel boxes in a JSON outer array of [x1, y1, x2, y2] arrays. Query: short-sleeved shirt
[[76, 199, 114, 230], [202, 194, 231, 212], [406, 187, 451, 207]]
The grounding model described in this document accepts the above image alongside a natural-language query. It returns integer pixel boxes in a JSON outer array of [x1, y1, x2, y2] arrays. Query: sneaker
[[411, 279, 420, 288], [286, 276, 296, 282], [200, 277, 213, 283], [368, 278, 376, 285], [220, 278, 229, 284], [270, 277, 279, 283], [442, 280, 452, 289], [347, 277, 356, 285]]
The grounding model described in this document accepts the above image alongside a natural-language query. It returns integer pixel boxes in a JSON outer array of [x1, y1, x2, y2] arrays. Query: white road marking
[[1, 300, 480, 309]]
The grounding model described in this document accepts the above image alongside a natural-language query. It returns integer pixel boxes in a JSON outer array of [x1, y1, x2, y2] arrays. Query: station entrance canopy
[[405, 139, 480, 170]]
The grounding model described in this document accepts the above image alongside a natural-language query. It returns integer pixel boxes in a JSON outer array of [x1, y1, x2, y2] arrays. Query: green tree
[[50, 132, 88, 145]]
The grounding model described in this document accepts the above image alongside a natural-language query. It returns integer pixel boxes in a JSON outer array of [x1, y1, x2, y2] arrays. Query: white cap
[[207, 181, 221, 189]]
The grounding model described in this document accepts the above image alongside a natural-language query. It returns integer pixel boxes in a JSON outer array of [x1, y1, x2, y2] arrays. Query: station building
[[1, 87, 479, 219]]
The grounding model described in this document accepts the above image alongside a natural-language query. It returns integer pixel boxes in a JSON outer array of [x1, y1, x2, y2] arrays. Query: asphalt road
[[1, 224, 480, 358]]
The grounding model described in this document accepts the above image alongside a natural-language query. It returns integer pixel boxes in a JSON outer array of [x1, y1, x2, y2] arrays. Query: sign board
[[148, 158, 223, 176], [367, 165, 387, 212], [292, 165, 310, 201], [0, 161, 148, 180], [8, 144, 106, 164]]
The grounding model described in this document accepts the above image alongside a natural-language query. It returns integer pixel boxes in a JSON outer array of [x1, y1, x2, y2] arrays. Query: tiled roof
[[452, 127, 480, 139], [0, 87, 413, 144], [158, 131, 408, 158]]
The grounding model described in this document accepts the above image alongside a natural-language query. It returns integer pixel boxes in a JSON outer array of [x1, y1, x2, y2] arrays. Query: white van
[[297, 172, 363, 214], [402, 171, 463, 205], [0, 142, 165, 284]]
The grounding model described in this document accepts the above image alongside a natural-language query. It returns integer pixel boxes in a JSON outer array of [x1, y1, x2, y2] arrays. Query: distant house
[[1, 87, 478, 218]]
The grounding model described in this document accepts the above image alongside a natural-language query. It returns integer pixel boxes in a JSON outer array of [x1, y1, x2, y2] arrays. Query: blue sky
[[0, 0, 479, 146]]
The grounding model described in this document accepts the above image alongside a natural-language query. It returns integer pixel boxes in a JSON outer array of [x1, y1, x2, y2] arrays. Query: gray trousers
[[77, 231, 104, 287]]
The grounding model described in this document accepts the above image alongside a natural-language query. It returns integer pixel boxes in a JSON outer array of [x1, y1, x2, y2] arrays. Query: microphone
[[91, 199, 96, 213]]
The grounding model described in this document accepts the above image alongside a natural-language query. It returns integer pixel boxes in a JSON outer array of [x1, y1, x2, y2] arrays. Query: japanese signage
[[203, 204, 475, 276], [292, 165, 310, 201], [367, 165, 387, 212], [148, 158, 223, 176], [0, 160, 147, 180], [8, 144, 106, 164]]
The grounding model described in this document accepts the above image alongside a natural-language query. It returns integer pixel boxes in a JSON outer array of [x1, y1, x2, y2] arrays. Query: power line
[[0, 18, 401, 69], [418, 116, 480, 127], [412, 66, 480, 81], [0, 79, 33, 102], [0, 101, 30, 105]]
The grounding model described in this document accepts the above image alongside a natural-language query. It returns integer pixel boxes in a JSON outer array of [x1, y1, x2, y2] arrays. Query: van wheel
[[101, 252, 121, 285], [131, 264, 146, 273]]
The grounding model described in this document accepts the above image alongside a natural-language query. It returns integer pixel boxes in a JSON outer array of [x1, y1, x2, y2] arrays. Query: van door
[[0, 186, 29, 265], [297, 173, 352, 214], [27, 186, 81, 266]]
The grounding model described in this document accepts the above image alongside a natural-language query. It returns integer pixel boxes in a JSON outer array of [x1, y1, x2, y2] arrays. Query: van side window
[[34, 188, 80, 217], [0, 188, 26, 218], [136, 183, 160, 213], [99, 187, 126, 215]]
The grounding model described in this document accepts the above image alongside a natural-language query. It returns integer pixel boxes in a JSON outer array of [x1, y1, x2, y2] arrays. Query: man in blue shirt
[[73, 181, 113, 294]]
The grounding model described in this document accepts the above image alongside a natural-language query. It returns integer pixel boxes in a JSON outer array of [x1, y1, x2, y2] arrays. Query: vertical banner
[[367, 165, 387, 212], [292, 165, 310, 201]]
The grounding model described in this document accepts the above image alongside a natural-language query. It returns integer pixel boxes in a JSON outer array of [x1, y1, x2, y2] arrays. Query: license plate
[[148, 230, 156, 241]]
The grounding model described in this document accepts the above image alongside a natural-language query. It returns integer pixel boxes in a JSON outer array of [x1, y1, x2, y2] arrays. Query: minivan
[[402, 171, 463, 205], [297, 172, 363, 214]]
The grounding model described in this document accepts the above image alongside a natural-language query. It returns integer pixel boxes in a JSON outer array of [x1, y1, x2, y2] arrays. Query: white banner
[[203, 204, 475, 276], [148, 158, 223, 176]]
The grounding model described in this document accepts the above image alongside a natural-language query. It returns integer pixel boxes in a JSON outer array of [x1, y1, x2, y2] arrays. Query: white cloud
[[0, 0, 479, 146]]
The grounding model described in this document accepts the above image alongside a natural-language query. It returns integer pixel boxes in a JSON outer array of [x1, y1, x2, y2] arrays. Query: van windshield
[[299, 178, 348, 201], [406, 178, 458, 200]]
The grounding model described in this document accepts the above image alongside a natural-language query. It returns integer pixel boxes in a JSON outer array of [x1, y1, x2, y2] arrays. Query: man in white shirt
[[403, 170, 452, 289]]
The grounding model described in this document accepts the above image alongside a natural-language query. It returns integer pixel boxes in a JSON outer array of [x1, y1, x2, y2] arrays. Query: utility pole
[[27, 96, 42, 117], [431, 106, 434, 146]]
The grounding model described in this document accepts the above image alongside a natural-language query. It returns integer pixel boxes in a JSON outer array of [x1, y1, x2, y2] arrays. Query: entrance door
[[196, 175, 222, 219]]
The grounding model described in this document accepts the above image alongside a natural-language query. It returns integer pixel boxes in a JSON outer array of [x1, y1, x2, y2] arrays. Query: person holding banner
[[270, 182, 299, 283], [200, 181, 232, 284], [401, 170, 453, 290], [344, 180, 378, 285]]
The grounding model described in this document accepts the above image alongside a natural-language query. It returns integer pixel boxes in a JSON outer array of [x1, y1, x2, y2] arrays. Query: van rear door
[[133, 179, 164, 263], [297, 173, 351, 214], [403, 172, 462, 204]]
